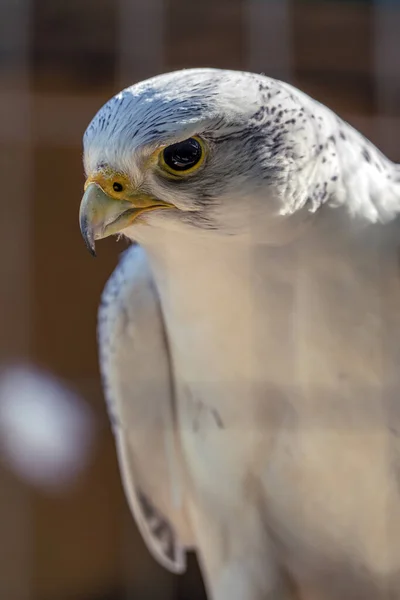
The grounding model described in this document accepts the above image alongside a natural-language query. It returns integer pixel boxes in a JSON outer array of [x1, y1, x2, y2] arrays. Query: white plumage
[[98, 245, 192, 573], [81, 69, 400, 599]]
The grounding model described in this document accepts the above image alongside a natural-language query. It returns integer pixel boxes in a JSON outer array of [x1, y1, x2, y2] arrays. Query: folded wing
[[98, 244, 192, 573]]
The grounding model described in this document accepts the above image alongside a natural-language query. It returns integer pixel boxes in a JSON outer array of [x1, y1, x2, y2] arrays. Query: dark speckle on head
[[82, 67, 400, 235], [362, 148, 371, 163]]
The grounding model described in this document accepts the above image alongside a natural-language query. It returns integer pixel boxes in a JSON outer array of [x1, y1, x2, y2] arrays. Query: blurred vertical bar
[[245, 0, 292, 80], [245, 0, 303, 453], [372, 2, 400, 539], [116, 2, 177, 599], [117, 0, 165, 87], [373, 0, 400, 156], [166, 0, 244, 71], [0, 0, 32, 598], [0, 1, 32, 351]]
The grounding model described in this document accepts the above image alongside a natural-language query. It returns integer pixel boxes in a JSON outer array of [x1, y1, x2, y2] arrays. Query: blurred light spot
[[0, 366, 96, 492]]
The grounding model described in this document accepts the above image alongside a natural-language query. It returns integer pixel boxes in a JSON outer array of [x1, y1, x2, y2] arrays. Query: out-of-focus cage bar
[[0, 0, 32, 599], [373, 0, 400, 155], [0, 1, 400, 599]]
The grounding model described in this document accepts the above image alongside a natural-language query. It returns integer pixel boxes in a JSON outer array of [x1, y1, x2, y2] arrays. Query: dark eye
[[113, 182, 123, 192], [162, 137, 203, 173]]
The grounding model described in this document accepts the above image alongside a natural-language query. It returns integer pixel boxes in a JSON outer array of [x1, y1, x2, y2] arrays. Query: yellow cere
[[84, 169, 132, 201]]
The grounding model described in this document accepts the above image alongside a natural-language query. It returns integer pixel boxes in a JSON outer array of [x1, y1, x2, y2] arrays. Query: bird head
[[80, 68, 338, 254]]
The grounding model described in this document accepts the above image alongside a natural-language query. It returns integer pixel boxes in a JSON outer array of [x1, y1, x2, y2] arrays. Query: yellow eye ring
[[158, 136, 206, 177]]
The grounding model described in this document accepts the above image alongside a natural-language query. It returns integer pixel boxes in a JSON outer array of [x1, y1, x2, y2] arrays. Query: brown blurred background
[[0, 0, 399, 598]]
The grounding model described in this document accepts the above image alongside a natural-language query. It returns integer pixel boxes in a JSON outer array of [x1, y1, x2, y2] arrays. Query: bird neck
[[138, 215, 400, 404], [142, 231, 253, 309], [139, 232, 265, 378]]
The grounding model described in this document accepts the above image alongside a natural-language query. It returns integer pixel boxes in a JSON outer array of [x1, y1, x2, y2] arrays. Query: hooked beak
[[79, 183, 172, 257]]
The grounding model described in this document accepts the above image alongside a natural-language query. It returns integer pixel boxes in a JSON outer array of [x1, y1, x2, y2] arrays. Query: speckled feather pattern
[[86, 69, 400, 599], [84, 68, 400, 235]]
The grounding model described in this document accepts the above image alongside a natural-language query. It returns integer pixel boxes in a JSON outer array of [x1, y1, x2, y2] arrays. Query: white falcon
[[79, 68, 400, 599]]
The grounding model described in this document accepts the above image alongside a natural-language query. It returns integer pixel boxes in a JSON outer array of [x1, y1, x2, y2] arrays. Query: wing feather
[[98, 244, 192, 573]]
